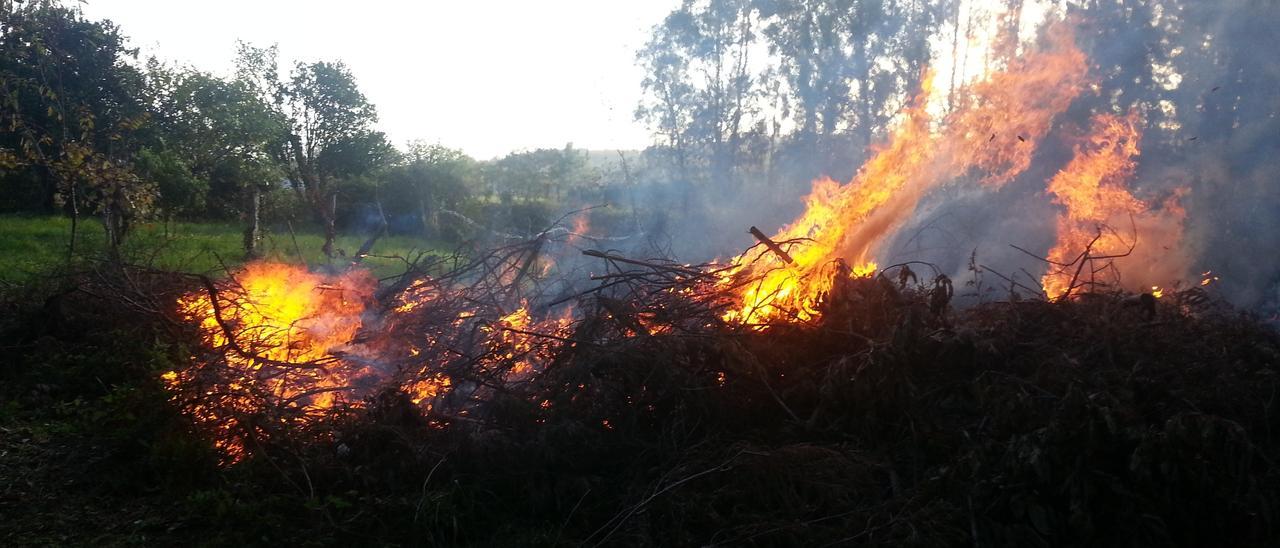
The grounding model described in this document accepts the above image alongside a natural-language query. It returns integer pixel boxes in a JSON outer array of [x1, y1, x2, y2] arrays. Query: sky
[[79, 0, 679, 160]]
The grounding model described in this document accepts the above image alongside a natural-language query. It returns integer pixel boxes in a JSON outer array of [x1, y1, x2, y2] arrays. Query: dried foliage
[[132, 248, 1278, 544], [7, 249, 1278, 546]]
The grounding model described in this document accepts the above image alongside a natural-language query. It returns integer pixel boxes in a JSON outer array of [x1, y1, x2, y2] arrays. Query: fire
[[404, 373, 451, 408], [722, 24, 1087, 324], [570, 213, 591, 242], [1041, 112, 1145, 299], [946, 24, 1089, 187], [165, 20, 1206, 466], [851, 262, 878, 278], [485, 302, 569, 377], [168, 262, 376, 461], [394, 279, 437, 313], [1041, 112, 1188, 299], [179, 262, 373, 368], [168, 261, 581, 462]]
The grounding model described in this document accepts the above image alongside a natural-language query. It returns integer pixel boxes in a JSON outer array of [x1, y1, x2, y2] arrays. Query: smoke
[[799, 6, 1275, 311], [562, 1, 1280, 314]]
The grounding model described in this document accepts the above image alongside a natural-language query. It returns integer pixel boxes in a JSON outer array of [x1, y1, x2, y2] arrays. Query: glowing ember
[[394, 279, 437, 313], [405, 373, 451, 408], [483, 302, 569, 377]]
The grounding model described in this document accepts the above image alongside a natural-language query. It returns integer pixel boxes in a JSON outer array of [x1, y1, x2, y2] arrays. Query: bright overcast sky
[[79, 0, 678, 160]]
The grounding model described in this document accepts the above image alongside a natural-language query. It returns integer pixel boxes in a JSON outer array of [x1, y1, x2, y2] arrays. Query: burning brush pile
[[147, 24, 1280, 545], [164, 25, 1192, 463], [158, 242, 1278, 544], [166, 235, 770, 463]]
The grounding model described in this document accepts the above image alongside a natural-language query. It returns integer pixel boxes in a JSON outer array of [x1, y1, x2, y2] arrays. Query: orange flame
[[724, 25, 1088, 324], [1041, 112, 1188, 299], [176, 262, 374, 397], [1042, 112, 1144, 299], [571, 213, 591, 243], [169, 262, 583, 461], [168, 262, 376, 460]]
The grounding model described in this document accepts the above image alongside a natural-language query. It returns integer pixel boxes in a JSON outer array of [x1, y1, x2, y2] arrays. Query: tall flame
[[724, 25, 1088, 324], [1042, 112, 1144, 298], [1042, 111, 1188, 299]]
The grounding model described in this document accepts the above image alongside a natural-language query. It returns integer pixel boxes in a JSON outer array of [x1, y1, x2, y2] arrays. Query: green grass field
[[0, 215, 450, 283]]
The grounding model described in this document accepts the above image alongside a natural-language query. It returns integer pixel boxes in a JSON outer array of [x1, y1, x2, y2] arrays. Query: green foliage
[[275, 59, 392, 256], [136, 147, 206, 217], [143, 61, 285, 219], [381, 142, 478, 239], [486, 144, 596, 204], [282, 61, 380, 159], [0, 2, 153, 246], [0, 6, 624, 258]]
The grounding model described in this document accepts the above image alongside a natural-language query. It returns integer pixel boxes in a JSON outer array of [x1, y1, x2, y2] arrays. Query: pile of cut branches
[[41, 239, 1280, 546]]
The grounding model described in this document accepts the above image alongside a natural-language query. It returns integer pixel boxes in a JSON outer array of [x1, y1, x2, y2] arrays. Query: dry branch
[[749, 226, 795, 264]]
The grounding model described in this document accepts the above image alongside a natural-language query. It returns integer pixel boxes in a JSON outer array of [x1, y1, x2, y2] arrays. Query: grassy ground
[[0, 215, 450, 283]]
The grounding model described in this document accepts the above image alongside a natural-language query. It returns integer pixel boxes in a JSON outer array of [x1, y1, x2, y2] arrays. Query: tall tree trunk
[[959, 3, 973, 87], [102, 207, 120, 262], [320, 192, 338, 259], [66, 177, 78, 261], [419, 194, 436, 239], [947, 0, 963, 112], [243, 186, 262, 259]]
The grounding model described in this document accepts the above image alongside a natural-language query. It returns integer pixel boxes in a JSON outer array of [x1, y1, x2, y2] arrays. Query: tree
[[144, 56, 285, 256], [276, 60, 392, 258], [486, 145, 594, 205], [636, 10, 698, 188], [760, 0, 940, 154], [636, 0, 949, 194], [383, 142, 476, 239], [134, 146, 203, 220], [0, 2, 153, 255], [548, 143, 592, 202], [636, 0, 763, 208]]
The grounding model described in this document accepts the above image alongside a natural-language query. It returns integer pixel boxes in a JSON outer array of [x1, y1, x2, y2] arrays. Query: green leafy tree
[[383, 142, 476, 239], [637, 0, 763, 207], [144, 56, 285, 256], [276, 60, 393, 258], [487, 144, 594, 205], [0, 2, 153, 255], [134, 146, 203, 218]]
